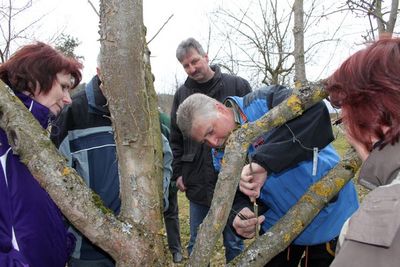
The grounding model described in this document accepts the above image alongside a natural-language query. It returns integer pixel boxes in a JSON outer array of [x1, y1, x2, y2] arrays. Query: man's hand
[[176, 176, 186, 192], [240, 162, 267, 200], [233, 207, 265, 239]]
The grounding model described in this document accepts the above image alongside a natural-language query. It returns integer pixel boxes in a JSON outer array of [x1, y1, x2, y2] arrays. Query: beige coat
[[330, 142, 400, 267]]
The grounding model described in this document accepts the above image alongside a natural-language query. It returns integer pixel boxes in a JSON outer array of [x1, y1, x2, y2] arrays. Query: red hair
[[0, 42, 83, 94], [325, 37, 400, 151]]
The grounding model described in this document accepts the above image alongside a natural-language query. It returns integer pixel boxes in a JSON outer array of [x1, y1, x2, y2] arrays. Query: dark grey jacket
[[330, 141, 400, 267], [170, 65, 251, 206]]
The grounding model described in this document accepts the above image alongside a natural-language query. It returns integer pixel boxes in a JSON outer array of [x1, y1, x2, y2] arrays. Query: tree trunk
[[293, 0, 307, 84], [99, 0, 165, 265], [0, 82, 162, 266]]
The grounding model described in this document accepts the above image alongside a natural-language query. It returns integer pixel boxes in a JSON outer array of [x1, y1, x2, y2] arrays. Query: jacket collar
[[14, 91, 50, 129], [85, 75, 109, 115], [183, 65, 221, 90], [359, 141, 400, 190]]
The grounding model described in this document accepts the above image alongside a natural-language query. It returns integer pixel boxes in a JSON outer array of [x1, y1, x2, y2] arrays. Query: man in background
[[169, 37, 251, 263], [159, 107, 183, 263]]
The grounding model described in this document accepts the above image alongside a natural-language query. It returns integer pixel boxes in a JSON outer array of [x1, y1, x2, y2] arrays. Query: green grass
[[172, 192, 226, 266], [170, 125, 366, 266]]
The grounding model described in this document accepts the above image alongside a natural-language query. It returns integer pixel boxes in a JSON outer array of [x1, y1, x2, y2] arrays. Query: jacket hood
[[15, 91, 50, 129], [85, 75, 109, 115], [359, 141, 400, 190]]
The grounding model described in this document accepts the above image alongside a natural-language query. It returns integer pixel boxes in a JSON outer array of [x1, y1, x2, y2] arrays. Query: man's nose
[[205, 136, 218, 148], [187, 64, 196, 75]]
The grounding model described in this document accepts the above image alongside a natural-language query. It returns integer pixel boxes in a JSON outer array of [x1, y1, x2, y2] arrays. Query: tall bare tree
[[210, 0, 295, 86], [293, 0, 306, 84], [345, 0, 399, 41], [0, 0, 48, 62], [210, 0, 344, 87]]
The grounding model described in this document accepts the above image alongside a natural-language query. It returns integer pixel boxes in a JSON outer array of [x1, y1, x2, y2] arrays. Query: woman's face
[[32, 72, 73, 116], [341, 108, 371, 161]]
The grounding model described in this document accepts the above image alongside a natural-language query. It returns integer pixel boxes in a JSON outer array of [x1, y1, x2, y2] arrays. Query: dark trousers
[[163, 187, 182, 254], [265, 238, 337, 267]]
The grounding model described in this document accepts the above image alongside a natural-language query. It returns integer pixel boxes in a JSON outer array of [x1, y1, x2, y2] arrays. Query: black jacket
[[170, 65, 251, 206]]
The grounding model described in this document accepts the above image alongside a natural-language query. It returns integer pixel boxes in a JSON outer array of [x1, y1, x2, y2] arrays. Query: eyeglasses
[[327, 97, 342, 109], [332, 117, 343, 126]]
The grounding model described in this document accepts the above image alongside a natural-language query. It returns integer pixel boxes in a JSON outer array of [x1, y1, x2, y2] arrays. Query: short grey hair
[[176, 37, 206, 62], [176, 93, 219, 137]]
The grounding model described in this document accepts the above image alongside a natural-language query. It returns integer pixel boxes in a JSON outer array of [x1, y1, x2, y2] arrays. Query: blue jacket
[[51, 75, 172, 262], [214, 86, 359, 245], [0, 92, 75, 267]]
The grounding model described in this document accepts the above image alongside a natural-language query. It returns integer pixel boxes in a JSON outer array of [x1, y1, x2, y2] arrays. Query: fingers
[[232, 208, 265, 239], [239, 179, 260, 199], [240, 163, 267, 199], [176, 176, 186, 192]]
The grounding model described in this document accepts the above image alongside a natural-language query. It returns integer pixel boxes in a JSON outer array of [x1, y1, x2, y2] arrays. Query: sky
[[14, 0, 226, 93], [11, 0, 383, 93]]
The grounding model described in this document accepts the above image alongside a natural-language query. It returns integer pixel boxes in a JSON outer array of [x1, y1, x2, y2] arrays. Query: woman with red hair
[[326, 37, 400, 267], [0, 42, 82, 267]]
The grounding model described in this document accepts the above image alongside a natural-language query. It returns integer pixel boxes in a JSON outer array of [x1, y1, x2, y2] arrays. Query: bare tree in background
[[0, 0, 47, 62], [293, 0, 306, 84], [345, 0, 399, 41], [209, 1, 349, 87], [210, 0, 295, 86]]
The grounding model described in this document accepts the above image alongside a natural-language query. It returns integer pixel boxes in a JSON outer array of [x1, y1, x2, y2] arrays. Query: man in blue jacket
[[176, 86, 359, 266]]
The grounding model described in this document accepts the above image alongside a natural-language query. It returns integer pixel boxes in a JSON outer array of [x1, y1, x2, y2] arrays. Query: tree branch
[[189, 82, 346, 266]]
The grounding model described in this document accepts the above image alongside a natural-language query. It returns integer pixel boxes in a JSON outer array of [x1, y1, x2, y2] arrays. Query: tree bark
[[188, 82, 359, 266], [0, 83, 159, 266], [293, 0, 307, 84], [99, 0, 165, 265]]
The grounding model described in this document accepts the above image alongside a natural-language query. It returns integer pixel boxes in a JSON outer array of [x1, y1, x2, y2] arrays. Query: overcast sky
[[13, 0, 381, 93], [15, 0, 226, 93]]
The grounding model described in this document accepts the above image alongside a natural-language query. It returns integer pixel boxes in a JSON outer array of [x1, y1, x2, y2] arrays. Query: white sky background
[[10, 0, 396, 93]]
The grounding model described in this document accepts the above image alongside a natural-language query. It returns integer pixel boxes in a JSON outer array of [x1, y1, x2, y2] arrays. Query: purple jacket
[[0, 92, 75, 267]]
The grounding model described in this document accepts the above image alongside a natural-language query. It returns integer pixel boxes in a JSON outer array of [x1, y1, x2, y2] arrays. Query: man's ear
[[215, 102, 226, 114], [96, 67, 102, 80], [204, 53, 209, 63]]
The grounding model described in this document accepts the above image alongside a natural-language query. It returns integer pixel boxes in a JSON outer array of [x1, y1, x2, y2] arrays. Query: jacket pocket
[[181, 138, 201, 162], [346, 185, 400, 247]]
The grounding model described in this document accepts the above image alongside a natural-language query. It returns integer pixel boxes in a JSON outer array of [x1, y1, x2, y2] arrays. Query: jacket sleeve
[[251, 99, 335, 174], [162, 134, 172, 212], [0, 250, 30, 267], [0, 158, 30, 266], [169, 92, 184, 181]]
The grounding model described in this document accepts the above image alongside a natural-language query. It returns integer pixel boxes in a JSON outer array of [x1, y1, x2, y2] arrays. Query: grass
[[169, 125, 368, 266]]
